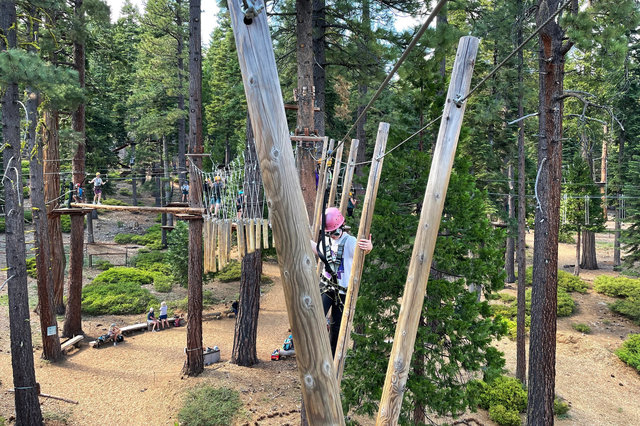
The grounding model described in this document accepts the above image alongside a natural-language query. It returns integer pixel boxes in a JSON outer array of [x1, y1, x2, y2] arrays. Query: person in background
[[159, 301, 170, 329], [347, 192, 357, 217], [236, 191, 244, 219], [211, 176, 224, 216], [181, 181, 189, 202], [73, 183, 84, 203], [108, 323, 122, 346], [147, 307, 160, 332], [89, 172, 106, 204]]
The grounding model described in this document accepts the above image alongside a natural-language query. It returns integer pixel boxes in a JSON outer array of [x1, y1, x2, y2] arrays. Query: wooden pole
[[229, 3, 344, 422], [203, 219, 210, 272], [338, 139, 359, 216], [70, 202, 204, 215], [237, 218, 246, 258], [334, 122, 389, 382], [247, 219, 255, 254], [376, 36, 479, 425], [255, 216, 262, 250], [212, 220, 218, 272], [310, 137, 330, 237], [262, 219, 270, 249], [328, 142, 344, 207], [226, 219, 232, 264], [217, 219, 225, 268]]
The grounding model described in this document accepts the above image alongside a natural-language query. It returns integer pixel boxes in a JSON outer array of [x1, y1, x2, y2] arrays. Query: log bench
[[146, 316, 183, 331], [61, 335, 84, 352]]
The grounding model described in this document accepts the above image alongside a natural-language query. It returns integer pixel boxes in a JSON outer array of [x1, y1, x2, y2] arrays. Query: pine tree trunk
[[506, 162, 516, 282], [355, 0, 370, 178], [411, 315, 426, 425], [312, 0, 326, 136], [580, 230, 598, 269], [232, 114, 262, 366], [1, 1, 44, 422], [232, 250, 261, 366], [43, 109, 66, 315], [131, 142, 138, 206], [177, 0, 187, 186], [64, 0, 86, 338], [574, 229, 581, 276], [614, 134, 624, 267], [528, 1, 569, 423], [515, 0, 527, 384], [184, 0, 204, 377], [28, 87, 62, 361]]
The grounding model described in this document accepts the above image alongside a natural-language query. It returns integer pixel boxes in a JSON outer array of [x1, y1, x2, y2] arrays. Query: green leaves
[[0, 49, 83, 109]]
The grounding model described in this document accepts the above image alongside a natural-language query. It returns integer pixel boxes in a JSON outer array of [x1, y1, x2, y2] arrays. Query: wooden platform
[[70, 203, 204, 215], [50, 208, 93, 217]]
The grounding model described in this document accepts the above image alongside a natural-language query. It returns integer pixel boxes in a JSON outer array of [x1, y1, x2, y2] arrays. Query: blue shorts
[[159, 314, 167, 320]]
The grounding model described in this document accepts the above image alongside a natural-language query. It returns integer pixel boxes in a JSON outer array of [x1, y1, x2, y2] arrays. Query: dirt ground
[[0, 207, 639, 425]]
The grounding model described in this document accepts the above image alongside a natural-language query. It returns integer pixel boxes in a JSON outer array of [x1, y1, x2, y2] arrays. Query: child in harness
[[311, 207, 372, 355]]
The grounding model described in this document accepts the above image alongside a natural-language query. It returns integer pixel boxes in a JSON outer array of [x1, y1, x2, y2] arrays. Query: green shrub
[[558, 229, 575, 244], [131, 250, 167, 269], [23, 209, 32, 223], [92, 267, 154, 286], [100, 198, 128, 206], [572, 323, 591, 334], [554, 397, 570, 416], [610, 298, 640, 323], [499, 293, 516, 303], [115, 225, 163, 249], [203, 290, 220, 306], [178, 386, 242, 426], [167, 222, 189, 286], [217, 260, 241, 282], [23, 185, 30, 200], [557, 270, 588, 293], [153, 273, 173, 293], [114, 233, 136, 244], [94, 259, 114, 271], [594, 276, 640, 298], [478, 376, 527, 413], [491, 304, 518, 320], [81, 282, 157, 315], [60, 215, 71, 233], [616, 333, 640, 372], [26, 257, 37, 278], [119, 188, 132, 196], [489, 405, 521, 426]]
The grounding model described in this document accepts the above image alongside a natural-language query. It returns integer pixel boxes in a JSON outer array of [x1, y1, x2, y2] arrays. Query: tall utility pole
[[183, 0, 204, 377]]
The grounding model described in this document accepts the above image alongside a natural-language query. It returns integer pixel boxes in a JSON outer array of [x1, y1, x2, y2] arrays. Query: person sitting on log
[[147, 307, 160, 332], [108, 323, 122, 346], [310, 207, 372, 355]]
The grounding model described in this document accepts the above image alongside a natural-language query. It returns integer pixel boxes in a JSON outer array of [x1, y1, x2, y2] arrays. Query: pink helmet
[[324, 207, 345, 232]]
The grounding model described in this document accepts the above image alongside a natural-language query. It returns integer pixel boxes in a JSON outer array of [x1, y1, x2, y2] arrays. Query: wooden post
[[248, 219, 256, 253], [226, 219, 233, 264], [328, 142, 344, 207], [229, 2, 344, 422], [255, 216, 262, 250], [338, 139, 359, 216], [310, 137, 330, 237], [212, 220, 218, 272], [334, 122, 389, 382], [376, 36, 479, 425], [237, 218, 246, 258], [217, 219, 225, 268], [203, 219, 210, 272], [262, 219, 270, 249]]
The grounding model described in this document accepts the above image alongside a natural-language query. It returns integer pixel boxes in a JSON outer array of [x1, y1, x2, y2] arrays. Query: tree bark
[[614, 133, 624, 267], [28, 89, 62, 360], [64, 0, 86, 338], [574, 228, 581, 276], [63, 214, 85, 337], [1, 1, 44, 422], [580, 230, 598, 269], [528, 1, 568, 423], [131, 142, 138, 206], [355, 0, 371, 178], [312, 0, 326, 136], [295, 0, 318, 221], [184, 0, 204, 377], [515, 0, 527, 384], [506, 162, 516, 282], [43, 110, 65, 315], [177, 0, 187, 186]]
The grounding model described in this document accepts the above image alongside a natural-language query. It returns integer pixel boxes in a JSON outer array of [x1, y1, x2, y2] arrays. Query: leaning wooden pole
[[338, 139, 359, 216], [229, 3, 344, 423], [311, 137, 330, 237], [334, 122, 389, 382], [376, 36, 479, 425], [327, 142, 344, 207]]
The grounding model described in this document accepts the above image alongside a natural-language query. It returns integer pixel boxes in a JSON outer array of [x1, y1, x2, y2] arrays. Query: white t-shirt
[[160, 304, 168, 316], [321, 233, 356, 293]]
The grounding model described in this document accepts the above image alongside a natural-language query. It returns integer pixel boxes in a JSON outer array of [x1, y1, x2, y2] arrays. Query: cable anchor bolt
[[241, 0, 264, 21]]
